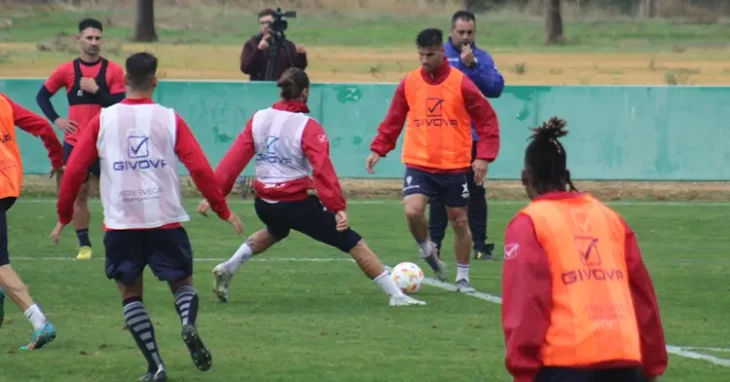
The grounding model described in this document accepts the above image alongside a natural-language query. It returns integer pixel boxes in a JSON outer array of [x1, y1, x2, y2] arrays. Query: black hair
[[451, 10, 476, 27], [525, 117, 578, 194], [416, 28, 443, 48], [258, 8, 276, 19], [276, 67, 310, 100], [78, 18, 103, 33], [125, 52, 158, 90]]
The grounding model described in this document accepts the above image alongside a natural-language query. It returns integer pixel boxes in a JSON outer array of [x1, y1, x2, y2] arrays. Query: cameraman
[[240, 8, 307, 81]]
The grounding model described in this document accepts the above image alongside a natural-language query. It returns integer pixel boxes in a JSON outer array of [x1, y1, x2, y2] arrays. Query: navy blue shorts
[[64, 141, 100, 179], [0, 198, 17, 266], [403, 167, 470, 207], [103, 227, 193, 285], [254, 195, 362, 253]]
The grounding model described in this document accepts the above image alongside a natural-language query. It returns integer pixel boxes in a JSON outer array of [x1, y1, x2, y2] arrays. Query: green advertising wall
[[1, 79, 728, 181]]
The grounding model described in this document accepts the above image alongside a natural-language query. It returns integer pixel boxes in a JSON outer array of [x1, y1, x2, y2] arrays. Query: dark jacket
[[239, 34, 308, 81]]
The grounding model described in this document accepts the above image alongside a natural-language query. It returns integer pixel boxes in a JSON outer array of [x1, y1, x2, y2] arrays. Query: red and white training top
[[215, 100, 346, 212], [57, 98, 231, 230]]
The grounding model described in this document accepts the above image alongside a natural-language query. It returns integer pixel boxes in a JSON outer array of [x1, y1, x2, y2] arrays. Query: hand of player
[[295, 44, 306, 54], [460, 44, 475, 67], [335, 211, 349, 232], [365, 152, 381, 174], [472, 159, 489, 186], [49, 222, 67, 245], [54, 117, 78, 134], [49, 165, 65, 179], [258, 36, 270, 50], [197, 199, 211, 216], [227, 213, 244, 235], [80, 77, 99, 94]]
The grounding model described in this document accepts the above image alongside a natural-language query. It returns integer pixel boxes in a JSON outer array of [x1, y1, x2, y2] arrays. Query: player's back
[[519, 193, 641, 366], [96, 102, 189, 229], [250, 107, 313, 184]]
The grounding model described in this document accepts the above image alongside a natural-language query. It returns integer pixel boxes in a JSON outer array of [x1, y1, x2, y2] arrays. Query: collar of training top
[[121, 98, 155, 105], [534, 191, 586, 201], [272, 100, 310, 113]]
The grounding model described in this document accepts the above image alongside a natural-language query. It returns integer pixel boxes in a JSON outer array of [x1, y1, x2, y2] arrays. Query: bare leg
[[348, 239, 425, 306], [403, 194, 430, 243], [447, 206, 476, 292], [0, 265, 34, 311]]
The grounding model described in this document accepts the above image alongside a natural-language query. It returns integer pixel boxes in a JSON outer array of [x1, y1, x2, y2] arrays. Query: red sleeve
[[502, 214, 552, 382], [174, 115, 231, 220], [7, 95, 64, 169], [107, 63, 127, 94], [621, 219, 668, 377], [44, 63, 70, 94], [461, 76, 500, 162], [57, 114, 100, 225], [301, 119, 346, 212], [214, 117, 256, 197], [369, 79, 408, 157]]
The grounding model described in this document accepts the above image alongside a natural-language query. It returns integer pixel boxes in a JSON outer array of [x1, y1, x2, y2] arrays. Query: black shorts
[[0, 197, 17, 266], [535, 367, 644, 382], [254, 195, 362, 253], [402, 167, 470, 207], [64, 141, 100, 179], [103, 227, 193, 285]]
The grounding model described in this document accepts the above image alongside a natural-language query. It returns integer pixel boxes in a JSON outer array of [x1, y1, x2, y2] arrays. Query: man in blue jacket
[[430, 10, 504, 261]]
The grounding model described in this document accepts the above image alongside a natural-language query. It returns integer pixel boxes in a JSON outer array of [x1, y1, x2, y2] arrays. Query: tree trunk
[[133, 0, 158, 42], [545, 0, 565, 45], [640, 0, 657, 18], [463, 0, 489, 13]]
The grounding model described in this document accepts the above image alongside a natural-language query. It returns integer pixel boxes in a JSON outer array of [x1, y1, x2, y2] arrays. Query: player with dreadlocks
[[500, 117, 668, 382]]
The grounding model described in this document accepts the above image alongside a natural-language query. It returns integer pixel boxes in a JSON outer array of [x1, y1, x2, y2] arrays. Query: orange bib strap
[[401, 69, 473, 170], [520, 195, 641, 367], [0, 95, 21, 199]]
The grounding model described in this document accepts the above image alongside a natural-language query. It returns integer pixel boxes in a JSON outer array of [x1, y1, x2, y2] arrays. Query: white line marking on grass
[[411, 271, 730, 368], [15, 198, 730, 207], [12, 257, 354, 262], [11, 256, 730, 367]]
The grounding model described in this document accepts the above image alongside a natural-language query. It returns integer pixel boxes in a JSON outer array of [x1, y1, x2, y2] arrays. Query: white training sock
[[417, 240, 434, 257], [24, 304, 47, 330], [225, 242, 253, 273], [456, 263, 470, 282], [374, 271, 404, 297]]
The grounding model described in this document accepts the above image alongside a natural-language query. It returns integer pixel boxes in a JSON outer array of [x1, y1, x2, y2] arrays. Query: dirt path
[[2, 43, 730, 85]]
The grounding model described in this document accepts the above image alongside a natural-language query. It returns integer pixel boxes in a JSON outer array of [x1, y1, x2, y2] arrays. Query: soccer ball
[[390, 262, 424, 294]]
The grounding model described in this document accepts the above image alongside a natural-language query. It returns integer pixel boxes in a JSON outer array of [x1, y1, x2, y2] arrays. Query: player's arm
[[461, 49, 504, 98], [56, 114, 101, 224], [369, 79, 409, 157], [214, 117, 256, 197], [301, 119, 346, 213], [461, 76, 500, 162], [502, 214, 552, 382], [175, 115, 231, 220], [93, 64, 126, 107], [5, 95, 64, 169], [36, 65, 68, 124], [621, 218, 668, 379]]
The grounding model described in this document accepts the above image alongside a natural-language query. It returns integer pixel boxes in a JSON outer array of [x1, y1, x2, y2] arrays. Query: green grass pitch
[[1, 198, 729, 381]]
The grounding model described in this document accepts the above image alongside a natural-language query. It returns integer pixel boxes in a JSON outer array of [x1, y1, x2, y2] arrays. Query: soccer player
[[200, 67, 425, 307], [366, 28, 500, 292], [51, 52, 244, 382], [36, 18, 126, 260], [430, 10, 505, 261], [501, 117, 667, 382], [0, 92, 64, 350]]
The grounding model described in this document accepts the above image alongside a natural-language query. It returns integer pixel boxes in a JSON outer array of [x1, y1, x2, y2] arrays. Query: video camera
[[269, 7, 297, 39]]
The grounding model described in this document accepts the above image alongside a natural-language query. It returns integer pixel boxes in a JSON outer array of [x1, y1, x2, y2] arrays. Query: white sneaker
[[389, 294, 426, 307], [212, 263, 234, 303], [455, 279, 476, 293]]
